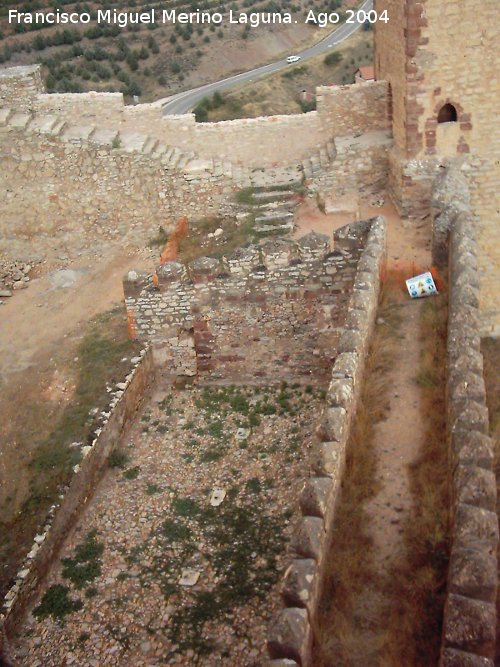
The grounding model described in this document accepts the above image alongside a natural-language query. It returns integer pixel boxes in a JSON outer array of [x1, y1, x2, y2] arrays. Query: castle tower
[[374, 0, 500, 334]]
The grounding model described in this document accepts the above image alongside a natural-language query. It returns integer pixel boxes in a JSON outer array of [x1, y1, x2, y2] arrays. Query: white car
[[286, 55, 301, 64]]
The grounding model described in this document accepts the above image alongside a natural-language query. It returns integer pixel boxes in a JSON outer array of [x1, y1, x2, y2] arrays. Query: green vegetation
[[34, 584, 83, 622], [108, 449, 129, 469], [61, 529, 104, 590], [324, 51, 343, 66]]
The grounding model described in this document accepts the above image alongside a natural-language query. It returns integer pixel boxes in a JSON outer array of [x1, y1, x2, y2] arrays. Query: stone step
[[319, 147, 329, 166], [90, 127, 120, 145], [254, 221, 294, 235], [119, 132, 148, 152], [150, 143, 169, 159], [8, 112, 32, 129], [302, 159, 313, 179], [141, 136, 159, 155], [29, 114, 62, 134], [60, 124, 96, 141], [326, 141, 336, 160], [46, 118, 67, 136], [166, 147, 183, 169], [0, 108, 13, 126], [160, 146, 175, 164], [252, 190, 296, 201], [310, 155, 321, 173], [255, 211, 294, 224], [176, 154, 190, 170]]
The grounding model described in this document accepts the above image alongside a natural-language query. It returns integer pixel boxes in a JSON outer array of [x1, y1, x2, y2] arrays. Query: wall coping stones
[[266, 216, 386, 666], [434, 165, 498, 665]]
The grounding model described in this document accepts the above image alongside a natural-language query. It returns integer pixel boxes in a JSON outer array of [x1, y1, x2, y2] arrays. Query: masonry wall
[[0, 65, 390, 168], [374, 0, 500, 333], [124, 231, 370, 384], [0, 125, 235, 258], [432, 166, 498, 666]]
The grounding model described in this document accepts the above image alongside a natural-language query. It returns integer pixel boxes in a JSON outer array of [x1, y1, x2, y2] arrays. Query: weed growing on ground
[[34, 584, 83, 622], [61, 529, 104, 590]]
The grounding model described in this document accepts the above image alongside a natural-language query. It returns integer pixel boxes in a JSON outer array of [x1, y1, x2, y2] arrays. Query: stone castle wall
[[0, 65, 389, 168], [374, 0, 500, 333], [123, 226, 377, 383], [432, 166, 498, 666], [0, 125, 235, 257]]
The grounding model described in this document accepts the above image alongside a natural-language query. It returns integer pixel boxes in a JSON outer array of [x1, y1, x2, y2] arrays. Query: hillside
[[0, 0, 354, 102]]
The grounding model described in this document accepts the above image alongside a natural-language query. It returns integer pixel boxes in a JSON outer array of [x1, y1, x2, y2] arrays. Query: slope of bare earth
[[0, 246, 153, 597]]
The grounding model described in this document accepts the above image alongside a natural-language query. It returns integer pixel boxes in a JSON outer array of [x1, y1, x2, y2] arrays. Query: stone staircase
[[236, 186, 303, 237], [0, 107, 337, 188], [302, 139, 337, 179], [0, 107, 200, 173]]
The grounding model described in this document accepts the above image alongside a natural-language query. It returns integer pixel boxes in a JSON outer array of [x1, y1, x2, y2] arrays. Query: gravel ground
[[15, 380, 325, 666]]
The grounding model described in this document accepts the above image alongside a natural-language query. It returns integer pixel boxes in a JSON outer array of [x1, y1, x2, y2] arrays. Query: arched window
[[437, 103, 458, 123]]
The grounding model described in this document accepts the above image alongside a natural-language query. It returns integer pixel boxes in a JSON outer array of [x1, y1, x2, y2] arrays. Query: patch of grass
[[146, 483, 163, 495], [61, 529, 104, 590], [34, 584, 82, 622], [123, 466, 140, 480], [108, 450, 129, 469], [161, 519, 192, 542]]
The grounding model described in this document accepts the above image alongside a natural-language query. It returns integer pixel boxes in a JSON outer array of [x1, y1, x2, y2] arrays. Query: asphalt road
[[161, 0, 373, 115]]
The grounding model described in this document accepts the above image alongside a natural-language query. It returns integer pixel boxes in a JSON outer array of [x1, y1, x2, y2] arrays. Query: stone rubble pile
[[0, 260, 34, 298]]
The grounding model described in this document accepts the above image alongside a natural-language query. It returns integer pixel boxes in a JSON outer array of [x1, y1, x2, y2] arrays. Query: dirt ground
[[0, 246, 154, 587]]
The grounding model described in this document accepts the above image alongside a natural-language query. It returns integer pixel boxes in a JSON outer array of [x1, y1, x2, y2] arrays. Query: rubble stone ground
[[14, 381, 325, 666]]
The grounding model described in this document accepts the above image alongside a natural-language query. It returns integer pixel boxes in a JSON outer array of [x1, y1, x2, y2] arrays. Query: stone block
[[440, 649, 493, 667], [453, 504, 499, 551], [310, 441, 345, 478], [454, 466, 496, 512], [451, 430, 494, 470], [448, 370, 486, 408], [449, 547, 497, 602], [267, 608, 311, 664], [332, 351, 360, 383], [443, 594, 496, 655], [344, 307, 370, 336], [337, 328, 365, 355], [267, 660, 300, 667], [326, 377, 354, 411], [299, 477, 334, 518], [321, 407, 348, 444], [290, 517, 325, 560], [451, 401, 489, 436], [281, 559, 317, 608]]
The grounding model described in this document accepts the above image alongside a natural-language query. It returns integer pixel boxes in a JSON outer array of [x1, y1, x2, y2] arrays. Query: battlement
[[0, 63, 390, 169]]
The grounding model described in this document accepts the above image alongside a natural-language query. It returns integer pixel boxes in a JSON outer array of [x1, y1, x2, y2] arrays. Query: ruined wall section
[[123, 228, 375, 383], [432, 167, 498, 665], [311, 130, 392, 198], [0, 65, 44, 111], [0, 125, 235, 257]]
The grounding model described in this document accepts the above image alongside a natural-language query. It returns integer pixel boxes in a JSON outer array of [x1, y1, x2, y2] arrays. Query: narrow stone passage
[[313, 210, 449, 666]]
